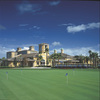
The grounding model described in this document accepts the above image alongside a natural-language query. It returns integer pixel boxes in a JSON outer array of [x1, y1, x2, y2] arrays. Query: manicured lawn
[[0, 68, 99, 100]]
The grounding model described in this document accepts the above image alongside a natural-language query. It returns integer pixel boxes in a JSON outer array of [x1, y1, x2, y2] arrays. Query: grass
[[0, 68, 99, 100]]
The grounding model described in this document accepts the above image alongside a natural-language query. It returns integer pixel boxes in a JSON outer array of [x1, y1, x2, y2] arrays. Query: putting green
[[0, 69, 99, 100]]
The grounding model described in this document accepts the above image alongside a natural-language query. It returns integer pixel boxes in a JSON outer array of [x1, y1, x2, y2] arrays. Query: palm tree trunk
[[54, 59, 55, 67], [58, 58, 59, 66], [90, 59, 91, 67], [95, 58, 96, 67], [93, 57, 95, 67]]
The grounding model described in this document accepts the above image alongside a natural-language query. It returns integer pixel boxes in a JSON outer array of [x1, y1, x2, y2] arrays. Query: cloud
[[33, 26, 40, 29], [50, 46, 99, 56], [22, 44, 38, 47], [22, 47, 29, 50], [29, 26, 40, 30], [66, 22, 100, 33], [52, 42, 61, 46], [0, 46, 16, 58], [19, 24, 28, 26], [58, 23, 74, 26], [0, 25, 6, 30], [49, 0, 61, 6], [19, 24, 40, 30], [17, 1, 41, 14]]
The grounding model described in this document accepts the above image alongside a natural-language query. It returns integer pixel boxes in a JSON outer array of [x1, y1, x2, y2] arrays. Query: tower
[[16, 47, 21, 52], [29, 46, 34, 51], [54, 49, 57, 53], [61, 48, 64, 54], [39, 43, 49, 54]]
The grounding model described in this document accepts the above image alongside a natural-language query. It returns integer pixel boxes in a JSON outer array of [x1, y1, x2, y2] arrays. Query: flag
[[65, 73, 68, 76], [73, 69, 74, 71]]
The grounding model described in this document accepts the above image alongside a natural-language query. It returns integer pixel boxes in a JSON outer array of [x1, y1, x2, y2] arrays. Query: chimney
[[29, 46, 34, 51], [61, 48, 64, 53], [54, 49, 57, 53]]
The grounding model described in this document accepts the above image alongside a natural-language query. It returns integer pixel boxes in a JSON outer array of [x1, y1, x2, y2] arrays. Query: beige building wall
[[39, 43, 49, 53], [8, 62, 15, 67], [7, 52, 17, 58], [39, 53, 46, 65]]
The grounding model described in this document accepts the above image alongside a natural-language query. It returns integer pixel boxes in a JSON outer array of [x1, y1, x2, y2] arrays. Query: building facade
[[4, 43, 79, 67]]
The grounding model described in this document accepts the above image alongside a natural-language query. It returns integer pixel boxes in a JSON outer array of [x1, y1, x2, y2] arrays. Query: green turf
[[0, 69, 99, 100]]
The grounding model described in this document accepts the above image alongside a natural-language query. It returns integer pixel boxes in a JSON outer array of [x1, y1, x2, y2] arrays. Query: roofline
[[7, 51, 16, 53]]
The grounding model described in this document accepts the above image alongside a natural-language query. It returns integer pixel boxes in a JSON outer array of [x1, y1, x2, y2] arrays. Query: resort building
[[3, 43, 79, 67]]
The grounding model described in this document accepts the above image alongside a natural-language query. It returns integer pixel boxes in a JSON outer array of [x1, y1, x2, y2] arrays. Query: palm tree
[[17, 55, 22, 67], [45, 48, 49, 66], [14, 57, 17, 67], [88, 50, 92, 66], [38, 55, 43, 66], [49, 53, 58, 67], [79, 55, 84, 65], [56, 53, 63, 65], [0, 58, 2, 66], [94, 52, 98, 67], [91, 52, 98, 68], [22, 57, 28, 67], [85, 56, 90, 67]]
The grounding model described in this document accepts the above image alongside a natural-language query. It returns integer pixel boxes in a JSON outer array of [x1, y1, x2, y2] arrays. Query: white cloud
[[50, 46, 99, 56], [17, 1, 41, 14], [66, 22, 100, 33], [0, 46, 16, 58], [33, 26, 40, 29], [58, 23, 74, 26], [22, 47, 29, 50], [29, 26, 40, 30], [19, 24, 28, 26], [87, 22, 100, 29], [67, 24, 86, 33], [0, 25, 6, 30], [52, 42, 61, 46], [23, 44, 38, 47], [49, 0, 60, 6]]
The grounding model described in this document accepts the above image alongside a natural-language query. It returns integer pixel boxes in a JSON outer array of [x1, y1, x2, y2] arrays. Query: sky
[[0, 0, 100, 58]]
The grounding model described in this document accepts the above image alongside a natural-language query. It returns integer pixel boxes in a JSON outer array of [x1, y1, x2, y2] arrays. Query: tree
[[37, 55, 43, 66], [39, 51, 42, 54], [74, 55, 85, 67], [88, 50, 92, 66], [45, 48, 49, 66], [2, 57, 5, 59], [0, 58, 2, 66], [49, 53, 57, 67], [56, 53, 63, 65], [94, 52, 98, 67], [49, 53, 63, 67], [97, 57, 100, 67], [91, 52, 98, 68], [14, 57, 17, 67], [17, 55, 22, 67], [85, 56, 89, 67], [22, 57, 28, 67]]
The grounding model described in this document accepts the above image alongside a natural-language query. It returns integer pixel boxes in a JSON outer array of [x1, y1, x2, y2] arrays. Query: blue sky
[[0, 0, 99, 58]]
